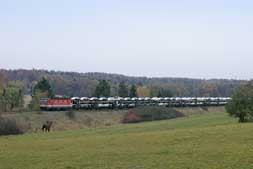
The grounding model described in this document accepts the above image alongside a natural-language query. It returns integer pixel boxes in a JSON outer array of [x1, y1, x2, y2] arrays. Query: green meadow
[[0, 109, 253, 169]]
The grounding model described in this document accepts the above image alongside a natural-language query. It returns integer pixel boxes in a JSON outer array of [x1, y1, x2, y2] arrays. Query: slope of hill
[[0, 69, 246, 97], [0, 107, 223, 133], [1, 110, 253, 169]]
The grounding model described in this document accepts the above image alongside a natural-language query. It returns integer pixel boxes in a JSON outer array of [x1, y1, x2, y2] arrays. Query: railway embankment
[[0, 106, 225, 134]]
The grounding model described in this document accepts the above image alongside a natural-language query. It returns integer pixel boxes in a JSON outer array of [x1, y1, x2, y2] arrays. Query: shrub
[[122, 106, 184, 123], [122, 111, 142, 123], [0, 116, 24, 135]]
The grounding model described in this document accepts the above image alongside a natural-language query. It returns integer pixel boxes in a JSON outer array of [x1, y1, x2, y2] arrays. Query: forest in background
[[0, 69, 247, 97]]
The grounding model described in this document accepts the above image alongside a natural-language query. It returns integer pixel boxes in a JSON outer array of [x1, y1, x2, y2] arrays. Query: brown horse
[[42, 121, 53, 132]]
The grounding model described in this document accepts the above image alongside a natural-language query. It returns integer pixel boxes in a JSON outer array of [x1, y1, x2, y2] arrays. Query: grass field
[[0, 108, 253, 169]]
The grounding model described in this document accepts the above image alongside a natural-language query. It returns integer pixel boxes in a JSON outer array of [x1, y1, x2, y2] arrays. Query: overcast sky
[[0, 0, 252, 79]]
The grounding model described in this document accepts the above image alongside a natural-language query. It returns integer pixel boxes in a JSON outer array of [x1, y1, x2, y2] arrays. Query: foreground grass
[[1, 111, 253, 169]]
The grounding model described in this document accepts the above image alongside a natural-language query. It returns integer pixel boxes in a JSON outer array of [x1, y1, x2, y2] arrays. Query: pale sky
[[0, 0, 252, 79]]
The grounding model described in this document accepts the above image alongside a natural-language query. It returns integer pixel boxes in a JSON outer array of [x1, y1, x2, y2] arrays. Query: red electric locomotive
[[40, 98, 73, 110]]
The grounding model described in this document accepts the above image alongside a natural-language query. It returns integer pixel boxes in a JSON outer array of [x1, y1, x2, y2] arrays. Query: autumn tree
[[136, 86, 150, 97], [0, 80, 24, 112], [6, 81, 24, 110]]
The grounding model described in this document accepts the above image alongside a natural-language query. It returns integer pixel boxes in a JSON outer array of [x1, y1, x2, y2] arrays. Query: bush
[[0, 116, 23, 135], [122, 111, 142, 123], [122, 106, 184, 123]]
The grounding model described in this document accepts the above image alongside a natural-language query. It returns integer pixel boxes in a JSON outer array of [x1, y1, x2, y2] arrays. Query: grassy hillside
[[1, 109, 252, 169], [0, 107, 224, 133], [0, 109, 128, 133]]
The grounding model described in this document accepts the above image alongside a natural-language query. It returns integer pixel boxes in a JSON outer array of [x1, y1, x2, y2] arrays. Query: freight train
[[40, 97, 231, 110]]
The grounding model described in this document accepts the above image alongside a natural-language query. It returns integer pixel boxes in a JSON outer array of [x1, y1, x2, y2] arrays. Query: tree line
[[0, 69, 246, 97]]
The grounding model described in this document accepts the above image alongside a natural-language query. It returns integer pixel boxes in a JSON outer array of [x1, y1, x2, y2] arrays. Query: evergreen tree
[[157, 90, 162, 97], [33, 77, 54, 98], [118, 82, 129, 97], [94, 80, 111, 97], [129, 85, 137, 97], [30, 77, 54, 110], [158, 88, 173, 97]]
